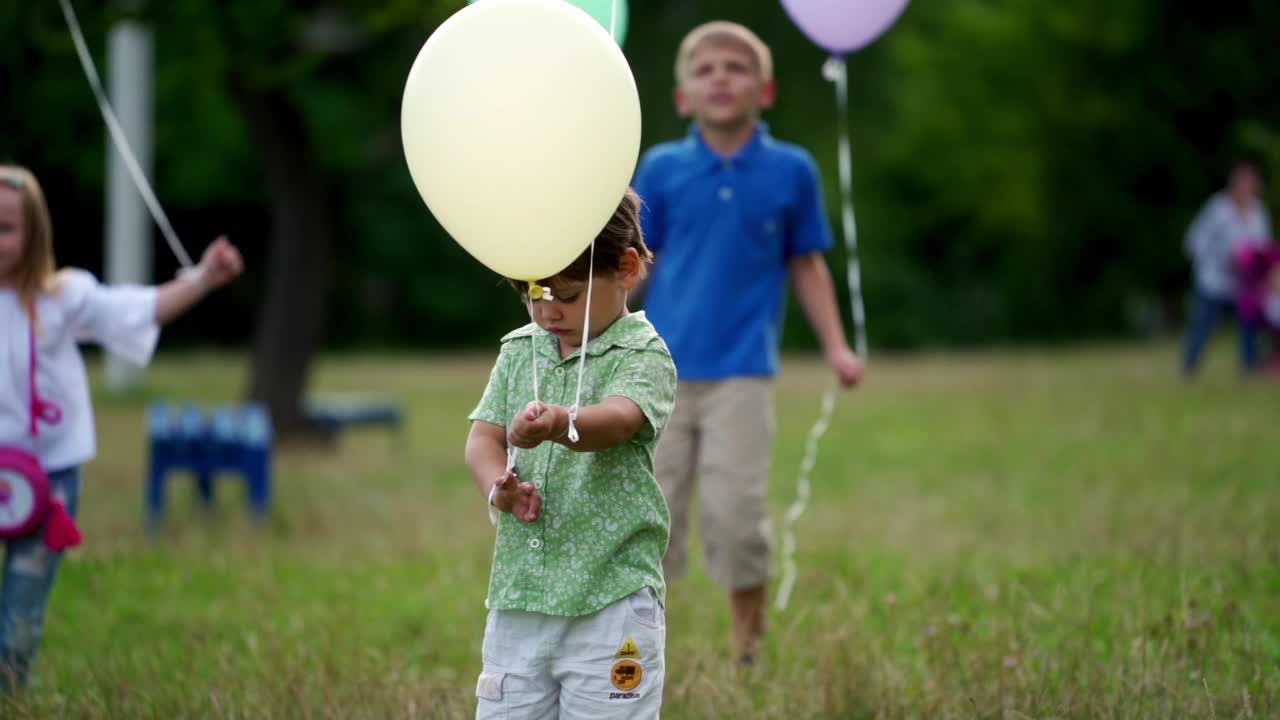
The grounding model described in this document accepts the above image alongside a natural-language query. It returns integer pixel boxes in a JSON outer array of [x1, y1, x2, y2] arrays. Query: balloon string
[[566, 237, 596, 443], [775, 384, 836, 612], [777, 57, 864, 613], [58, 0, 195, 270], [507, 294, 546, 476], [526, 294, 542, 406], [823, 56, 866, 358]]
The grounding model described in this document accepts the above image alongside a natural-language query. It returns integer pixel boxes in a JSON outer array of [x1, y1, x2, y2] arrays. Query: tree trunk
[[237, 87, 335, 444]]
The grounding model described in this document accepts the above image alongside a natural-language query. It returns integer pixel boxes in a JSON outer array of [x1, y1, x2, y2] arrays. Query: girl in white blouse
[[0, 165, 243, 690]]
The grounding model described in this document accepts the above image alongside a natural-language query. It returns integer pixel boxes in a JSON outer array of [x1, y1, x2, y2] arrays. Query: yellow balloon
[[401, 0, 642, 281]]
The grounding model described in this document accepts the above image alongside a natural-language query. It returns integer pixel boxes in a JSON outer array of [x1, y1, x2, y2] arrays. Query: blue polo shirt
[[633, 124, 833, 380]]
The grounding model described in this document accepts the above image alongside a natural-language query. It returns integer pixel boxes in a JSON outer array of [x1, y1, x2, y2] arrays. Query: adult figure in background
[[1182, 159, 1272, 377]]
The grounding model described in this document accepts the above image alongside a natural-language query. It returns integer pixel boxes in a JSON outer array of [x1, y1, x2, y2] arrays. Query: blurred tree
[[144, 0, 460, 440], [0, 1, 457, 441], [863, 0, 1280, 345]]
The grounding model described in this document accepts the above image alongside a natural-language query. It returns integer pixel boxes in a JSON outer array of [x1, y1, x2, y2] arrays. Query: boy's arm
[[509, 343, 675, 454], [509, 398, 646, 453], [556, 397, 646, 452], [789, 253, 863, 387], [156, 236, 243, 324], [466, 420, 510, 500], [783, 153, 860, 386]]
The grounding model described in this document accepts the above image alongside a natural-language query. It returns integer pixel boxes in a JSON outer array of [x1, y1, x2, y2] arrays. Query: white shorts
[[476, 587, 666, 720]]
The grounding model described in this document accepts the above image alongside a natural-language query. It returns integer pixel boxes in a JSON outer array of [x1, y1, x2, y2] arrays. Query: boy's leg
[[0, 467, 80, 692], [655, 383, 701, 581], [475, 609, 560, 720], [696, 379, 774, 663], [556, 587, 666, 719], [1181, 291, 1224, 377]]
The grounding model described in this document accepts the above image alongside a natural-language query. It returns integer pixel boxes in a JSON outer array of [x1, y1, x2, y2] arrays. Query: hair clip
[[527, 282, 554, 301]]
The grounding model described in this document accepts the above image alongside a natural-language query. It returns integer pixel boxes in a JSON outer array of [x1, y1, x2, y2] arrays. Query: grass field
[[5, 342, 1279, 719]]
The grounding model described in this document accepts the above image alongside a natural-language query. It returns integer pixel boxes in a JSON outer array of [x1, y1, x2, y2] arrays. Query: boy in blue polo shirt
[[633, 21, 864, 666]]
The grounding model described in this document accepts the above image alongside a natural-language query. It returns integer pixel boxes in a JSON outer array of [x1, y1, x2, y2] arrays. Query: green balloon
[[467, 0, 629, 46]]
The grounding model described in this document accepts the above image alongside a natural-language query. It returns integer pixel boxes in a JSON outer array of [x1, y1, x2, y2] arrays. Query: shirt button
[[555, 367, 565, 376], [529, 538, 543, 550], [719, 186, 734, 201]]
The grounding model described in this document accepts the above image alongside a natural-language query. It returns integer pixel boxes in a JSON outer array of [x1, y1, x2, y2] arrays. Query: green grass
[[6, 342, 1279, 718]]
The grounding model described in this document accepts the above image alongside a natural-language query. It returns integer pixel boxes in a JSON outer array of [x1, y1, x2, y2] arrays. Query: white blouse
[[1, 269, 158, 471], [1185, 192, 1273, 298]]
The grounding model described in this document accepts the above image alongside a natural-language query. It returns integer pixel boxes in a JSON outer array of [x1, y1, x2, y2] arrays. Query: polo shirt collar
[[687, 121, 770, 170]]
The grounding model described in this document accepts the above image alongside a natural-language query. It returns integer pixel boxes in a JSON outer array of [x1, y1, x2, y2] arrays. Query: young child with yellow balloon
[[401, 0, 675, 716]]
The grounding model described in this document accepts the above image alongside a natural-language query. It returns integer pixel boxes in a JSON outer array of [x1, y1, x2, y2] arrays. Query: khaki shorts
[[655, 379, 774, 590]]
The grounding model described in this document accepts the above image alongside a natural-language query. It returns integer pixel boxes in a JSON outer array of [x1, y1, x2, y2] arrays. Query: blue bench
[[146, 403, 272, 529], [304, 394, 405, 445]]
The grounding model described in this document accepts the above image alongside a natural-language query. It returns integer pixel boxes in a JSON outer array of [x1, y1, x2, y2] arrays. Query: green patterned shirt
[[469, 312, 677, 616]]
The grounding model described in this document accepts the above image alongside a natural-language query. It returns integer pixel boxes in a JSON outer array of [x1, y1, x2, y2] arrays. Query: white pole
[[104, 20, 154, 391]]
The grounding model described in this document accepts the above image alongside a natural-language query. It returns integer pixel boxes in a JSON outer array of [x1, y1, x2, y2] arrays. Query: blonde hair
[[0, 165, 56, 317], [675, 21, 774, 85]]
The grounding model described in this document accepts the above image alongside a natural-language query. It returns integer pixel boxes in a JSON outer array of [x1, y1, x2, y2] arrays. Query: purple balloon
[[781, 0, 910, 56]]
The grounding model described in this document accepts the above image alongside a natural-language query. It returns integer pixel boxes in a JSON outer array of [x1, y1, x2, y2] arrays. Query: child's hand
[[827, 346, 865, 388], [493, 470, 542, 522], [198, 236, 244, 289], [508, 402, 569, 448]]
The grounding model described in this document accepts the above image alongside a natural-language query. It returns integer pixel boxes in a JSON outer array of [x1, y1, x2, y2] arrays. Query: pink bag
[[0, 447, 50, 539], [0, 312, 78, 549], [1234, 242, 1280, 327]]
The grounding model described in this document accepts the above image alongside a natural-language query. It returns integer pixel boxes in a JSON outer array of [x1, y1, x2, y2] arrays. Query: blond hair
[[674, 21, 773, 85], [0, 165, 56, 317]]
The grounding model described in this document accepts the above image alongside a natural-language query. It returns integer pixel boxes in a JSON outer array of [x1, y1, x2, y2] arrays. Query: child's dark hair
[[507, 188, 653, 293]]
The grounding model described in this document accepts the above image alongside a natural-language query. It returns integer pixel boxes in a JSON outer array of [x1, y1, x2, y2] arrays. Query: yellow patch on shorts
[[615, 636, 641, 659]]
